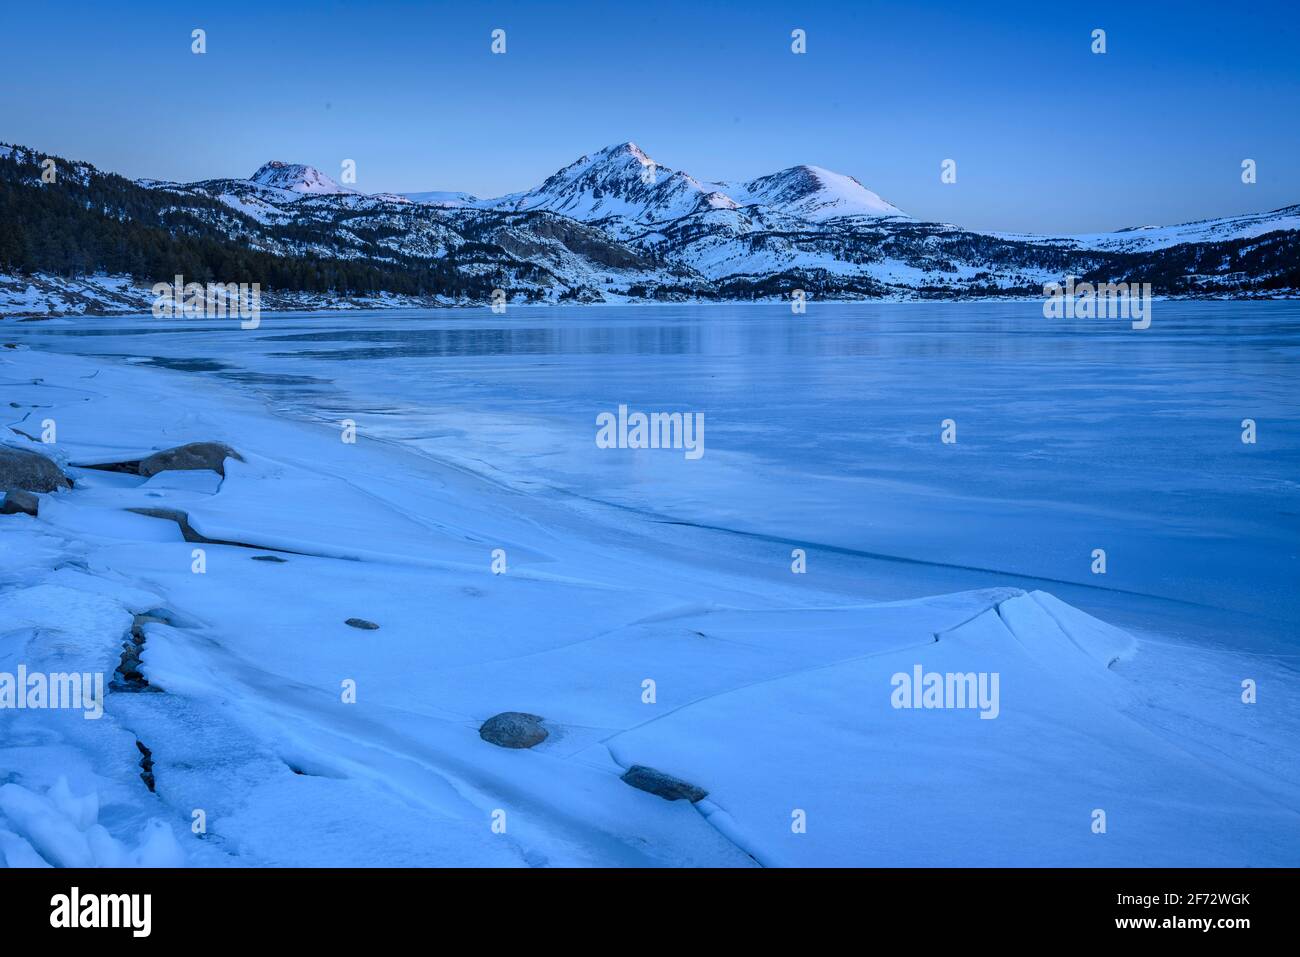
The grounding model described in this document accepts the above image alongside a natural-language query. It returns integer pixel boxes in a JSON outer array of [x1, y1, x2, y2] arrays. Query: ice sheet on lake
[[2, 341, 1298, 866]]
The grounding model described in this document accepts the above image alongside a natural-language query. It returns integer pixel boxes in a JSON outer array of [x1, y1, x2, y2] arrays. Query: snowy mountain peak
[[557, 142, 657, 180], [249, 161, 352, 195], [489, 141, 680, 223], [599, 141, 653, 166], [699, 190, 740, 212], [481, 143, 905, 232], [734, 164, 905, 220]]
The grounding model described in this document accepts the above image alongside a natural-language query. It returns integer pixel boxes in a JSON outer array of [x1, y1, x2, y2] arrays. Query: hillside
[[2, 141, 1297, 315]]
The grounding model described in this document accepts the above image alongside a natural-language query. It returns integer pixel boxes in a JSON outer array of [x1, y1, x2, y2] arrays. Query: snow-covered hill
[[248, 160, 354, 195], [1012, 203, 1300, 253], [724, 164, 906, 221], [402, 190, 479, 208]]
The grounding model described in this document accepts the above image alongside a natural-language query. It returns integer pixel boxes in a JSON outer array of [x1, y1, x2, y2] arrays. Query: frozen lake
[[6, 299, 1300, 868], [11, 300, 1299, 651]]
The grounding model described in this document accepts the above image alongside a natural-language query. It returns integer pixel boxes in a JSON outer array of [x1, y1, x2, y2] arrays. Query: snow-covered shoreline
[[4, 272, 1296, 323], [2, 272, 1035, 320], [3, 341, 1298, 867]]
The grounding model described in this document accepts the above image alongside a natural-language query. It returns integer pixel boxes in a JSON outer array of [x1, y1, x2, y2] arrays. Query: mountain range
[[2, 140, 1298, 312]]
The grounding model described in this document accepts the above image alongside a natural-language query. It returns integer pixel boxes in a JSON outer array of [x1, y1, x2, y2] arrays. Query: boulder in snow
[[0, 445, 70, 492], [479, 712, 548, 749], [139, 441, 244, 478], [620, 765, 708, 803], [0, 489, 39, 516]]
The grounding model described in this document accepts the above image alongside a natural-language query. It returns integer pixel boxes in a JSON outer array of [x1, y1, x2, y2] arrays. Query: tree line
[[0, 150, 513, 299]]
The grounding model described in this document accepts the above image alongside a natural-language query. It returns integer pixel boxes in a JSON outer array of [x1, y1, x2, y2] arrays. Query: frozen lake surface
[[4, 300, 1299, 867], [14, 300, 1299, 651]]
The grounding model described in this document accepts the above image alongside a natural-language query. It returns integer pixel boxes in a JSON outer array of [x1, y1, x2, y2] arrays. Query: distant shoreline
[[3, 271, 1296, 322]]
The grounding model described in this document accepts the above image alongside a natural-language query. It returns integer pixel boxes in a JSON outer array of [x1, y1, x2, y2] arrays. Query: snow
[[609, 591, 1290, 866], [995, 204, 1300, 252], [248, 161, 354, 196], [215, 191, 281, 223], [481, 143, 906, 237], [725, 165, 906, 220], [0, 272, 470, 317], [403, 191, 481, 207], [0, 779, 184, 867], [2, 304, 1297, 867]]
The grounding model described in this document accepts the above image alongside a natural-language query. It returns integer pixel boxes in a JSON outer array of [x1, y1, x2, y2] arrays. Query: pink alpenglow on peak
[[481, 142, 906, 228], [725, 165, 906, 220], [249, 161, 354, 195]]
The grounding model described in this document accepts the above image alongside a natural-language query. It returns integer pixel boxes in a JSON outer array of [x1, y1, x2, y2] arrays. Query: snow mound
[[605, 590, 1287, 866], [0, 779, 184, 867]]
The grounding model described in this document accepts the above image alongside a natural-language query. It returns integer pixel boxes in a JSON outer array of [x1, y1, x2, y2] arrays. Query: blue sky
[[3, 0, 1297, 231]]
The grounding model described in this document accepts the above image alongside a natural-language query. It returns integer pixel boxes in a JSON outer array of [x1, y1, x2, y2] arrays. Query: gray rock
[[138, 442, 244, 478], [0, 445, 70, 492], [136, 740, 155, 793], [620, 765, 708, 802], [345, 617, 379, 630], [0, 489, 39, 516], [479, 712, 548, 749]]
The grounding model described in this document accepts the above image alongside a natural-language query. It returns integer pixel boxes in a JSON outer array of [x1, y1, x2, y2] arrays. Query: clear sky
[[3, 0, 1298, 232]]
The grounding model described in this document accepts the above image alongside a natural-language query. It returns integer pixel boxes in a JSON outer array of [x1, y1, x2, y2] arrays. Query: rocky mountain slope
[[1, 141, 1297, 314]]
